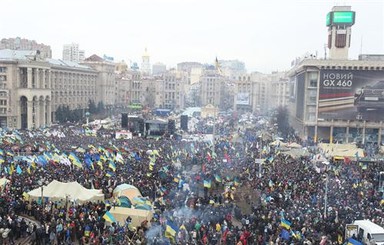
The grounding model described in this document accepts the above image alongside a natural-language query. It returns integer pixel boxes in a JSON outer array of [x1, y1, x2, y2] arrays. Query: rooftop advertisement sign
[[318, 70, 384, 121]]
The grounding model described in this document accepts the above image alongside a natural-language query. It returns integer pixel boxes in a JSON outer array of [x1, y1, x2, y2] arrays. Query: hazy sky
[[1, 0, 383, 73]]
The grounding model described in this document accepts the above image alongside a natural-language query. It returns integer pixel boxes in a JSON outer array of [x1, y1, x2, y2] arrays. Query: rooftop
[[0, 49, 40, 60]]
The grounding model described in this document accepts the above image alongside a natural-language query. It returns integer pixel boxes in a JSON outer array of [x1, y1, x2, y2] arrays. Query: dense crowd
[[0, 115, 382, 245]]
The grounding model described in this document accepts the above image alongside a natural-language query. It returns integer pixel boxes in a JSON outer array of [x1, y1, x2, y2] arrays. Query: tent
[[286, 142, 302, 148], [318, 143, 364, 160], [108, 207, 153, 227], [27, 180, 104, 204], [118, 196, 132, 208], [113, 184, 142, 201], [0, 178, 9, 188]]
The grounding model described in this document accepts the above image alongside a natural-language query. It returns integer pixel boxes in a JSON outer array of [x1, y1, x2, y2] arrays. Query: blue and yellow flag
[[108, 161, 116, 172], [214, 174, 222, 183], [103, 211, 117, 223], [68, 152, 83, 168], [203, 180, 212, 189], [280, 219, 291, 230], [165, 220, 178, 240]]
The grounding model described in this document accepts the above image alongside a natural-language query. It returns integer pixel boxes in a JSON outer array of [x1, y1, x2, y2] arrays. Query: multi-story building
[[62, 43, 85, 63], [49, 59, 98, 121], [288, 6, 384, 144], [115, 74, 130, 108], [152, 62, 166, 75], [0, 37, 52, 59], [233, 71, 290, 114], [219, 59, 246, 78], [0, 49, 102, 129], [234, 74, 252, 112], [82, 55, 116, 107], [122, 69, 187, 111], [251, 72, 272, 114], [159, 71, 186, 110], [141, 48, 151, 76], [177, 62, 202, 73], [0, 50, 51, 129], [200, 70, 224, 108], [269, 71, 290, 109]]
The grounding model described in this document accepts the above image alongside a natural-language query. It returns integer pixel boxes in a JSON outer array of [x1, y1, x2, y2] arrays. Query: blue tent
[[135, 204, 152, 211], [345, 238, 363, 245], [118, 196, 132, 208]]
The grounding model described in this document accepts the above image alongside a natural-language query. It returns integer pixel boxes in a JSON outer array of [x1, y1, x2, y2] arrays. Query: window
[[0, 100, 7, 106], [0, 67, 7, 73], [308, 72, 318, 87], [335, 34, 347, 48], [0, 75, 6, 82]]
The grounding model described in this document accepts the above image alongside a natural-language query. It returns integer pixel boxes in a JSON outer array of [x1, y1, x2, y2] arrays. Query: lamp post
[[323, 173, 329, 219], [38, 179, 44, 208], [85, 112, 90, 125], [41, 186, 44, 208]]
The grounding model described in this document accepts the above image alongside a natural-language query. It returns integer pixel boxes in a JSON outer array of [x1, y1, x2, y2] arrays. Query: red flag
[[344, 157, 351, 164]]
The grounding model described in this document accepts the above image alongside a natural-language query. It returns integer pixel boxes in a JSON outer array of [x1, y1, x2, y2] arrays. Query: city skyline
[[1, 0, 383, 73]]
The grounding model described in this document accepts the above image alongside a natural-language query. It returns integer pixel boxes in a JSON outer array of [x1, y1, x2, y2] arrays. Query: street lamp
[[38, 178, 44, 208], [323, 173, 329, 219], [85, 112, 90, 125]]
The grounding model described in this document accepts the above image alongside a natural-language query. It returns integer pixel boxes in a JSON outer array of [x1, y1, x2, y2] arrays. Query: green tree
[[88, 99, 97, 114], [97, 101, 105, 114]]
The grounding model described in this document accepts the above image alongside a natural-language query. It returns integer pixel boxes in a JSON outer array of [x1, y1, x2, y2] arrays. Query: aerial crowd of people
[[0, 113, 382, 245]]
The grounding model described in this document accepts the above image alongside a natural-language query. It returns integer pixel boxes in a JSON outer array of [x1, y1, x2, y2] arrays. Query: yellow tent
[[108, 207, 153, 227]]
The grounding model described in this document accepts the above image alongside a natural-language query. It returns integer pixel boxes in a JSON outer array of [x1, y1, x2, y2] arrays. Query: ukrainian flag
[[173, 175, 180, 183], [103, 211, 117, 223], [115, 152, 124, 164], [203, 180, 212, 188], [214, 174, 222, 183], [280, 219, 291, 230], [69, 153, 83, 168], [106, 171, 114, 178], [234, 178, 240, 187], [108, 161, 116, 172], [165, 220, 178, 240]]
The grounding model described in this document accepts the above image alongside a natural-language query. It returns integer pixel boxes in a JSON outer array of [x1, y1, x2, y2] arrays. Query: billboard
[[332, 11, 355, 25], [326, 11, 355, 26], [319, 70, 384, 121], [236, 93, 250, 105]]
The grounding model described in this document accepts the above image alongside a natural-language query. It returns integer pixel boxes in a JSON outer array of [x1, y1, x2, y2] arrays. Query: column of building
[[46, 99, 51, 126], [27, 100, 33, 129]]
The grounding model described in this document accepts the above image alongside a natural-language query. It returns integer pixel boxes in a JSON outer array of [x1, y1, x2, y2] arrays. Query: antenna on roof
[[324, 44, 327, 60]]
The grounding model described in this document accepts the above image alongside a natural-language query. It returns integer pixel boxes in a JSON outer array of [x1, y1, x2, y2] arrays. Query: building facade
[[289, 58, 384, 144], [0, 50, 51, 129], [62, 43, 85, 63], [49, 59, 98, 121], [141, 48, 151, 76], [0, 50, 117, 129], [200, 70, 224, 108], [82, 55, 116, 107], [0, 37, 52, 59], [152, 62, 166, 75], [269, 71, 290, 109]]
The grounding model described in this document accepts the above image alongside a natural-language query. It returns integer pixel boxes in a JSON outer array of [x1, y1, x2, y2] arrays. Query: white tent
[[27, 180, 104, 204], [0, 178, 9, 189]]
